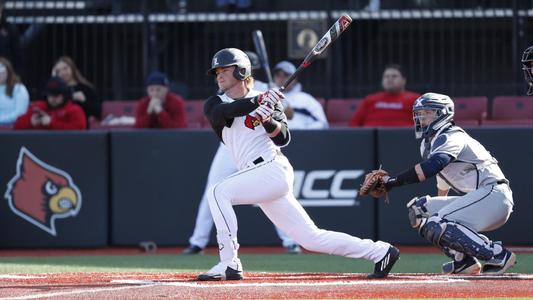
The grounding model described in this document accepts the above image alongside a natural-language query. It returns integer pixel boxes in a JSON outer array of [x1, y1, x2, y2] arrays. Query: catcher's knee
[[419, 215, 444, 246], [407, 195, 429, 229]]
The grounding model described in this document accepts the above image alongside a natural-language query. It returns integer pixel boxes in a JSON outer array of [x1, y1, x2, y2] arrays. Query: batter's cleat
[[367, 246, 400, 279], [182, 245, 204, 255], [197, 259, 243, 281], [481, 248, 517, 275], [442, 256, 481, 274], [284, 244, 302, 254]]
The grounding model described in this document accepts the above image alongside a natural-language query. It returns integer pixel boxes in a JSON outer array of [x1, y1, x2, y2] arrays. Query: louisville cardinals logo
[[244, 114, 261, 129], [4, 147, 82, 236]]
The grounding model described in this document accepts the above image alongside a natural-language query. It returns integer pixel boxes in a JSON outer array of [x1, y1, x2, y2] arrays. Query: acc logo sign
[[4, 147, 82, 236], [293, 170, 364, 207]]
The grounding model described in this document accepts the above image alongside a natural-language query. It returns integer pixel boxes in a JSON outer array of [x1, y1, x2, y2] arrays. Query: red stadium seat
[[316, 98, 326, 111], [93, 100, 138, 129], [452, 96, 488, 126], [185, 100, 209, 128], [326, 98, 361, 127], [102, 100, 137, 118], [482, 96, 533, 126]]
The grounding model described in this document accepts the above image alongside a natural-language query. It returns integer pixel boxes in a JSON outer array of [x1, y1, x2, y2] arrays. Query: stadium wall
[[0, 128, 531, 248]]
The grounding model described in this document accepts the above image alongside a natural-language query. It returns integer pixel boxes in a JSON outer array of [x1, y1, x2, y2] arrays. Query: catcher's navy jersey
[[420, 125, 506, 194]]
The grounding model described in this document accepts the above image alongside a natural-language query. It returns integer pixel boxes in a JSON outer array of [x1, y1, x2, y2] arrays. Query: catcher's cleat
[[367, 246, 400, 279], [182, 245, 204, 255], [442, 256, 481, 274], [284, 244, 302, 254], [481, 248, 517, 275], [197, 259, 243, 281]]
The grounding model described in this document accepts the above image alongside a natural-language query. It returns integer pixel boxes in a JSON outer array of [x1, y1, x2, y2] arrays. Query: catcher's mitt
[[359, 169, 389, 201]]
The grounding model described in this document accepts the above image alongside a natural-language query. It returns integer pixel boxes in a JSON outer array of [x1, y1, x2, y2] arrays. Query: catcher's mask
[[207, 48, 252, 81], [412, 93, 454, 139], [521, 45, 533, 95]]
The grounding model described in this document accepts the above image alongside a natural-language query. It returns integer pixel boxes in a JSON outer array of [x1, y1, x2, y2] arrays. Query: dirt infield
[[0, 272, 532, 299]]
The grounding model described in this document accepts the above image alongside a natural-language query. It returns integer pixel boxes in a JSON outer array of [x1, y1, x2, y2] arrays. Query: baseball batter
[[371, 93, 515, 275], [197, 48, 399, 281], [183, 51, 299, 255]]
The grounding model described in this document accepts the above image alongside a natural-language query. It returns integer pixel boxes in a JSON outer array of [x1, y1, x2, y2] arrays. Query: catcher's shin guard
[[419, 216, 493, 261]]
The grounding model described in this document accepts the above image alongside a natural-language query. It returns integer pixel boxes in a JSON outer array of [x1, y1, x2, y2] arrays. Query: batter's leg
[[188, 144, 237, 250], [259, 194, 391, 263]]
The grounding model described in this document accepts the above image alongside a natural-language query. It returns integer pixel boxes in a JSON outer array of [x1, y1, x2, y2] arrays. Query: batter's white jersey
[[421, 125, 507, 194], [218, 90, 284, 170]]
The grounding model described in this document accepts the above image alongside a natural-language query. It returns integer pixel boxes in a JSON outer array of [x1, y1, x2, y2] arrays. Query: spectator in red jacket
[[135, 71, 187, 129], [14, 76, 86, 130], [349, 64, 420, 127]]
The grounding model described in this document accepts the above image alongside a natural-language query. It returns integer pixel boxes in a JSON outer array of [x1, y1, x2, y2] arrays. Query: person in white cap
[[272, 61, 328, 129]]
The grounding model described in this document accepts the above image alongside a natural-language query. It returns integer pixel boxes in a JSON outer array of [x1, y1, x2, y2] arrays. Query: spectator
[[52, 56, 101, 123], [14, 77, 86, 130], [0, 1, 20, 71], [349, 64, 420, 127], [135, 71, 187, 128], [0, 57, 29, 126], [273, 61, 328, 129]]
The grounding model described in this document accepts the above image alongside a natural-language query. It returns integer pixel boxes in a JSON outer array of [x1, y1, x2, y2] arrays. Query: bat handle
[[279, 65, 306, 93]]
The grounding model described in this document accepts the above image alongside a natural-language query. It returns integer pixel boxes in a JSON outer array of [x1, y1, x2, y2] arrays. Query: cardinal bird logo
[[4, 147, 82, 236], [244, 115, 261, 129]]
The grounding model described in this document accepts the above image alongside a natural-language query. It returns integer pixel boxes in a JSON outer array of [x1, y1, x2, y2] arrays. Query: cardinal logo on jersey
[[4, 147, 82, 236], [244, 114, 261, 129]]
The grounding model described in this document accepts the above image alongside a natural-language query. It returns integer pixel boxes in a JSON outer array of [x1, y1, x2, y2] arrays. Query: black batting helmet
[[207, 48, 251, 80]]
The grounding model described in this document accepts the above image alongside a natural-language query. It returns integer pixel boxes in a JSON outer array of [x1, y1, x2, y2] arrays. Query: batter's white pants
[[207, 153, 390, 264], [188, 144, 297, 248]]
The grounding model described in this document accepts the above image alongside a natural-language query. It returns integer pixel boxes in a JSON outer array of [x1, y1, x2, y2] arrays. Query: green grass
[[0, 253, 532, 274]]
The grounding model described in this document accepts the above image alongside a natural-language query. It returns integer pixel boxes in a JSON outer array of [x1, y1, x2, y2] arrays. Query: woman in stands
[[0, 57, 29, 127], [52, 56, 101, 125]]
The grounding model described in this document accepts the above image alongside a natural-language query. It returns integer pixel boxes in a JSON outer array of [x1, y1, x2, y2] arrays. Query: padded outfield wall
[[0, 128, 531, 248]]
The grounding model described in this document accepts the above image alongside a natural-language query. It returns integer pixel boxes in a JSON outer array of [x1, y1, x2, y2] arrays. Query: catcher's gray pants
[[423, 182, 514, 232]]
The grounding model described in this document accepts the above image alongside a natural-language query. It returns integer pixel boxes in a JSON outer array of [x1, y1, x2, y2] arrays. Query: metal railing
[[4, 0, 532, 103]]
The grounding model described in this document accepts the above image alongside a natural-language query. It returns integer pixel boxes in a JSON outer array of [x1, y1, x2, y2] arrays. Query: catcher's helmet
[[207, 48, 251, 80], [412, 93, 454, 139], [521, 45, 533, 95], [244, 51, 261, 70]]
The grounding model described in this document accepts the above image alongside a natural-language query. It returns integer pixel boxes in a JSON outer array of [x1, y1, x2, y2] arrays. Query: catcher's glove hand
[[359, 169, 390, 202]]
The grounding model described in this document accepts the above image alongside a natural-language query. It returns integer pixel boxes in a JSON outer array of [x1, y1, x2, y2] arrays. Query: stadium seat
[[452, 96, 488, 126], [0, 124, 12, 130], [93, 100, 137, 129], [101, 100, 137, 118], [482, 96, 533, 126], [325, 98, 361, 127], [316, 98, 326, 111], [185, 100, 209, 128]]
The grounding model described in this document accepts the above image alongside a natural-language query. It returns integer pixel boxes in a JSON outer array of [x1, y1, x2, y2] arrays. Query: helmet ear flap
[[233, 67, 246, 81]]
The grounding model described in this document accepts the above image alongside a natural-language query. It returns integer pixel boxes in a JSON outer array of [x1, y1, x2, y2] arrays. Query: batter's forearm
[[263, 119, 290, 146]]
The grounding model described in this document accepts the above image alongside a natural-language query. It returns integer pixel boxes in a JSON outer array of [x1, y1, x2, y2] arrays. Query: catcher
[[360, 93, 516, 275]]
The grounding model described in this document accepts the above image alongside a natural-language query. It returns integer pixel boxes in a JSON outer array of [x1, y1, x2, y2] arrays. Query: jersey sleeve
[[429, 133, 464, 159], [267, 101, 291, 147]]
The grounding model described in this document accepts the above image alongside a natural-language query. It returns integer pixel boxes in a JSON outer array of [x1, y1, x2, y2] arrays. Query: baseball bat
[[252, 30, 275, 87], [279, 13, 353, 92]]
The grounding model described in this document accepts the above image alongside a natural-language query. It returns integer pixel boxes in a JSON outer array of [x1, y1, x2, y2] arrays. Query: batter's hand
[[254, 103, 275, 123], [256, 89, 284, 107]]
